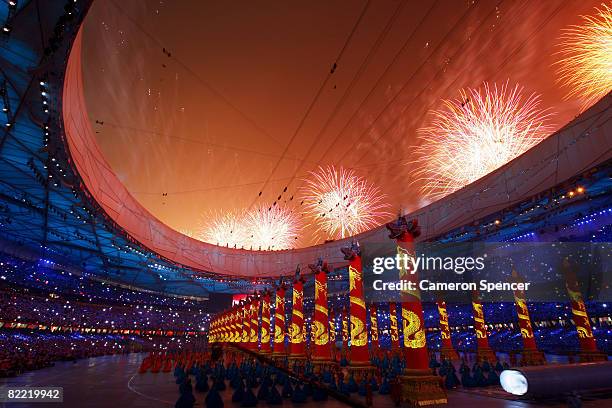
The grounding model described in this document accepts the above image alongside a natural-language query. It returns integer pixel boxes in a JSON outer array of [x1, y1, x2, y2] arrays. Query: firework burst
[[245, 205, 301, 250], [302, 165, 391, 240], [199, 211, 248, 248], [413, 82, 554, 200], [555, 3, 612, 110]]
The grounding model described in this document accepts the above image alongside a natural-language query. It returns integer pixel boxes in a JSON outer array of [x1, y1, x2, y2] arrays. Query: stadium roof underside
[[0, 1, 611, 298]]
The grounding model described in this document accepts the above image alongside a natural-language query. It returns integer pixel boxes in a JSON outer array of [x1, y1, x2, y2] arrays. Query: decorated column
[[209, 317, 217, 343], [221, 312, 229, 343], [342, 242, 372, 370], [273, 285, 286, 358], [260, 291, 272, 354], [250, 297, 260, 351], [562, 258, 606, 362], [329, 308, 337, 361], [241, 301, 250, 348], [472, 290, 497, 363], [309, 258, 332, 363], [210, 317, 216, 343], [510, 269, 545, 365], [223, 312, 230, 343], [215, 313, 221, 343], [342, 307, 349, 360], [472, 291, 496, 363], [387, 215, 447, 406], [369, 303, 380, 352], [226, 312, 232, 342], [288, 271, 306, 360], [220, 313, 228, 343], [437, 300, 458, 360], [232, 308, 240, 343], [386, 217, 428, 369], [389, 302, 401, 353]]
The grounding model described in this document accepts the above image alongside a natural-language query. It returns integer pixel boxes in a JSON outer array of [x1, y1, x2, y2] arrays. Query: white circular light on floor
[[500, 370, 528, 396]]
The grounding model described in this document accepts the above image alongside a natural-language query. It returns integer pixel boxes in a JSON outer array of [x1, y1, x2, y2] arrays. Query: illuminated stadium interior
[[0, 1, 610, 407]]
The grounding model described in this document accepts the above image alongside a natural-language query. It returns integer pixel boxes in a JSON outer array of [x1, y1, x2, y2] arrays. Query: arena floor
[[0, 354, 609, 408]]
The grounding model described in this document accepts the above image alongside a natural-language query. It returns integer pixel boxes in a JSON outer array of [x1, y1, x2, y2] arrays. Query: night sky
[[82, 0, 602, 247]]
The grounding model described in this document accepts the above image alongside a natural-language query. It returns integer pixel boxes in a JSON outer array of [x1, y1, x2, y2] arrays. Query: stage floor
[[0, 354, 610, 408]]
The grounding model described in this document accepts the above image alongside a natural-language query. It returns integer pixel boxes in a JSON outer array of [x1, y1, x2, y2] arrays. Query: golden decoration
[[289, 322, 302, 343], [312, 320, 329, 345], [390, 314, 399, 341], [342, 318, 349, 341], [261, 327, 270, 343], [402, 309, 426, 349], [438, 306, 448, 323], [370, 312, 379, 341], [396, 246, 421, 299], [577, 326, 593, 338], [475, 329, 485, 339], [315, 278, 327, 298], [515, 297, 529, 316], [274, 325, 284, 343], [349, 265, 362, 292], [315, 304, 328, 315], [572, 307, 588, 318], [350, 296, 366, 310], [350, 315, 368, 346]]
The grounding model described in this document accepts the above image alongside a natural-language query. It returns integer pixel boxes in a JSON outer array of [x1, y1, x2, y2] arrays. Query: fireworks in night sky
[[244, 205, 301, 250], [412, 82, 554, 200], [555, 3, 612, 110], [301, 166, 391, 240], [199, 207, 300, 250], [199, 211, 247, 248]]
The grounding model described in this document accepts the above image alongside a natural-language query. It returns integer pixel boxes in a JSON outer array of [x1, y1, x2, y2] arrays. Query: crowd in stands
[[0, 286, 210, 331], [0, 254, 213, 378], [0, 254, 206, 309]]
